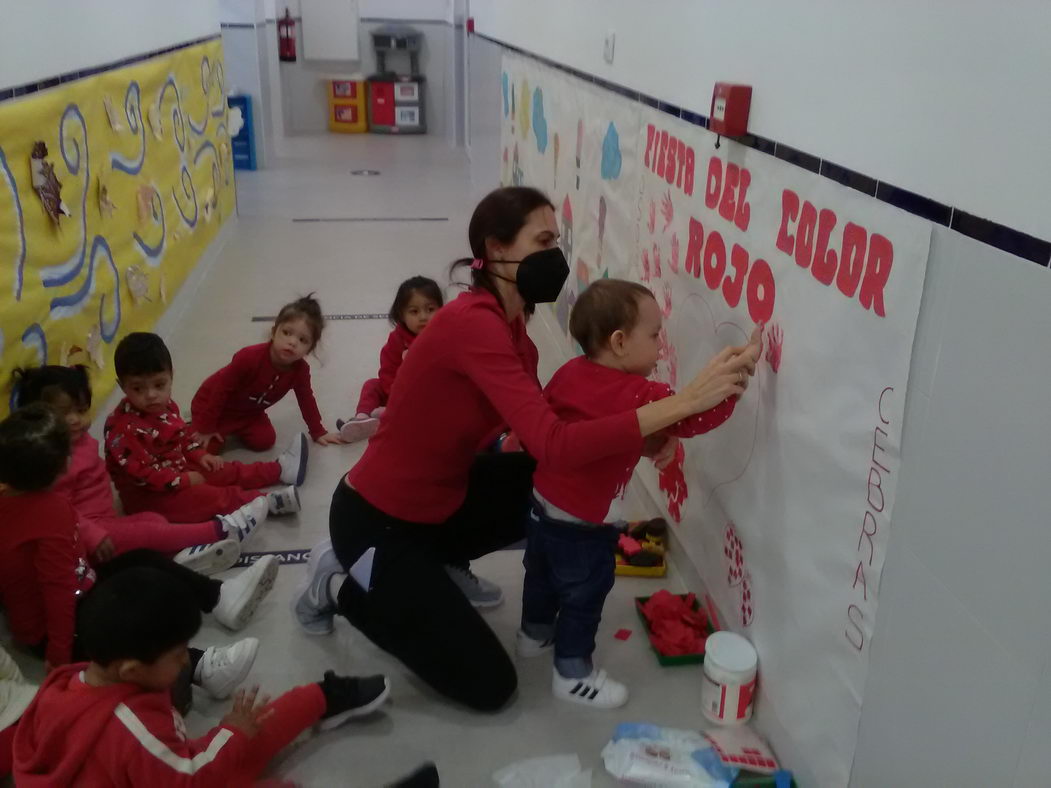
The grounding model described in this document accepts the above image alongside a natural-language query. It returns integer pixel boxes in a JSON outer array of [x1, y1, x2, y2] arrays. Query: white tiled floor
[[39, 135, 707, 786]]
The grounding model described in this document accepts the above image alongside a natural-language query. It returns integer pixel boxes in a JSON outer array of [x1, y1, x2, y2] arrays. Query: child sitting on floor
[[0, 404, 274, 703], [191, 294, 342, 453], [13, 364, 263, 575], [105, 332, 305, 526], [517, 279, 761, 709], [13, 566, 392, 786], [337, 276, 444, 443]]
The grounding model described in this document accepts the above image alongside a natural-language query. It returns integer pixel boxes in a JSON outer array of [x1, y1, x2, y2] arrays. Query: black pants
[[329, 453, 536, 712]]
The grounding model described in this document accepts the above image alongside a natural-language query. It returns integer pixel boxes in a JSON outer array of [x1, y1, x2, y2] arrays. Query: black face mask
[[489, 247, 569, 304]]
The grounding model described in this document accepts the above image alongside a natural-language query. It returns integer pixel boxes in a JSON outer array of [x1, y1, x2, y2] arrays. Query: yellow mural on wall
[[0, 39, 235, 415]]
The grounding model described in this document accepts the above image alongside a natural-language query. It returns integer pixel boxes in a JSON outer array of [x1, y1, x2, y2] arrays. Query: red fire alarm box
[[709, 83, 751, 138]]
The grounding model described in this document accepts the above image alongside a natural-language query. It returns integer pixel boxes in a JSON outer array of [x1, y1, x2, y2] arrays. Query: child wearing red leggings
[[191, 295, 342, 454], [338, 276, 444, 443], [105, 333, 306, 525], [13, 364, 265, 575]]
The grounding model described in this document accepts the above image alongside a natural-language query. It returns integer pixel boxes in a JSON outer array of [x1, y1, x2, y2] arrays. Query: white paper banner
[[501, 53, 931, 786]]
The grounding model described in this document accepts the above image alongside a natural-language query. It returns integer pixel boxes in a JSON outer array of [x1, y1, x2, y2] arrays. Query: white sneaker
[[196, 638, 259, 699], [515, 629, 555, 658], [267, 485, 301, 515], [369, 407, 386, 419], [217, 498, 269, 544], [291, 539, 344, 636], [173, 539, 241, 576], [552, 668, 628, 709], [278, 433, 309, 486], [213, 555, 279, 630], [338, 416, 379, 444]]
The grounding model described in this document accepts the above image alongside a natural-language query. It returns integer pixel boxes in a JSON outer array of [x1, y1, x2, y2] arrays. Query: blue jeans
[[521, 499, 618, 679]]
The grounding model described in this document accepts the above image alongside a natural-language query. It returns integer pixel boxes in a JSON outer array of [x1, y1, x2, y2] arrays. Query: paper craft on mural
[[501, 52, 932, 786], [30, 142, 70, 224], [0, 39, 235, 415]]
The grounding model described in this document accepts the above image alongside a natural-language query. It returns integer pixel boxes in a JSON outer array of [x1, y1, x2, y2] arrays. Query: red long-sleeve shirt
[[534, 356, 736, 523], [377, 323, 417, 397], [191, 342, 326, 439], [104, 399, 207, 493], [0, 492, 95, 666], [347, 289, 642, 522], [14, 664, 326, 786]]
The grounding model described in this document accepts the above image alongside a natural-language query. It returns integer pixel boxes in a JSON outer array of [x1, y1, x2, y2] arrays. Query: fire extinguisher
[[278, 9, 297, 62]]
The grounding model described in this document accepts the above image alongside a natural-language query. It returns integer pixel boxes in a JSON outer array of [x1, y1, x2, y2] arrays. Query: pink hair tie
[[470, 258, 485, 270]]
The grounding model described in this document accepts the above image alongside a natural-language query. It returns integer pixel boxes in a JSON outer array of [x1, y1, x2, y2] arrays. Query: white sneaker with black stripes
[[551, 668, 628, 709]]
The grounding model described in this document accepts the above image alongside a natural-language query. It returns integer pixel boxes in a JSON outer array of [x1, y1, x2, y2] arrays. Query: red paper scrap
[[614, 628, 632, 641]]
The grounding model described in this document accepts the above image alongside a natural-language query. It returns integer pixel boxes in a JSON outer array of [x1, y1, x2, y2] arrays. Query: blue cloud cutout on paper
[[532, 87, 548, 153], [502, 72, 509, 117], [601, 122, 622, 180]]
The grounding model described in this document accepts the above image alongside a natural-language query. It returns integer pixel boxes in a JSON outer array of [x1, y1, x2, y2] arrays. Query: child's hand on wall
[[643, 433, 679, 470], [314, 432, 345, 446]]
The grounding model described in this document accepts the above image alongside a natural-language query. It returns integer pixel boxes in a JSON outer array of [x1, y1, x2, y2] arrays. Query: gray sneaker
[[445, 563, 503, 608], [291, 540, 344, 635]]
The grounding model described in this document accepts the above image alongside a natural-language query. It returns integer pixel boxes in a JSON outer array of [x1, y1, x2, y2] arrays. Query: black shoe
[[389, 762, 439, 788], [317, 671, 390, 730]]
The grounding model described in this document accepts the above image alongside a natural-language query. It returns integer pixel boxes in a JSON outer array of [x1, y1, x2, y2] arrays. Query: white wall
[[277, 0, 452, 22], [1, 0, 220, 89], [470, 0, 1051, 241], [466, 29, 1051, 786]]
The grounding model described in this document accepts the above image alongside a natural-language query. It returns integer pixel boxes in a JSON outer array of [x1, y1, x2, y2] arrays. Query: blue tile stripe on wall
[[475, 32, 1051, 267]]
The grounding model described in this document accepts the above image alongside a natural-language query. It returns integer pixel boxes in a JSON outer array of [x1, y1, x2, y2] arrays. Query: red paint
[[614, 628, 632, 641], [765, 323, 783, 373], [669, 233, 680, 274], [658, 440, 688, 522]]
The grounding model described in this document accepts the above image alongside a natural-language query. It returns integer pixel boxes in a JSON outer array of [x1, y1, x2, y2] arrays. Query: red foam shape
[[614, 628, 632, 641]]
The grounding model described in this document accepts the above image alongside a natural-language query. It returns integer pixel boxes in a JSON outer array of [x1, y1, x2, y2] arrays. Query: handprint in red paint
[[648, 200, 657, 234], [652, 244, 662, 279], [656, 326, 678, 388], [660, 283, 673, 318], [661, 189, 674, 232], [669, 233, 680, 274], [724, 523, 744, 587], [641, 249, 651, 282], [740, 576, 754, 626], [658, 440, 688, 523], [765, 323, 783, 373]]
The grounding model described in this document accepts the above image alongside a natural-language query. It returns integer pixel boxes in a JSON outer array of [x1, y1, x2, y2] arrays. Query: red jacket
[[377, 323, 417, 397], [0, 492, 95, 666], [51, 432, 119, 554], [347, 289, 641, 522], [191, 342, 326, 439], [13, 663, 301, 787], [104, 399, 206, 493], [533, 356, 736, 522]]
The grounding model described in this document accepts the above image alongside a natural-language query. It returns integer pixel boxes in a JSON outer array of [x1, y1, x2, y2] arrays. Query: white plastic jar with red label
[[701, 631, 758, 726]]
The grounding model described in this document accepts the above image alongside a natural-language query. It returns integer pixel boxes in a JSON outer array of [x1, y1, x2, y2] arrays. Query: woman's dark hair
[[570, 279, 656, 357], [114, 332, 173, 381], [78, 567, 202, 666], [12, 364, 92, 410], [273, 294, 325, 350], [0, 404, 71, 491], [450, 186, 555, 311], [389, 276, 444, 328]]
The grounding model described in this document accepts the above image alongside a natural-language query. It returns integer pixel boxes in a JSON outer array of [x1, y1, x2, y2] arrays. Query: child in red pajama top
[[105, 333, 307, 525], [520, 279, 761, 709], [14, 567, 393, 787], [191, 295, 341, 454], [337, 276, 444, 443], [13, 364, 260, 575]]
